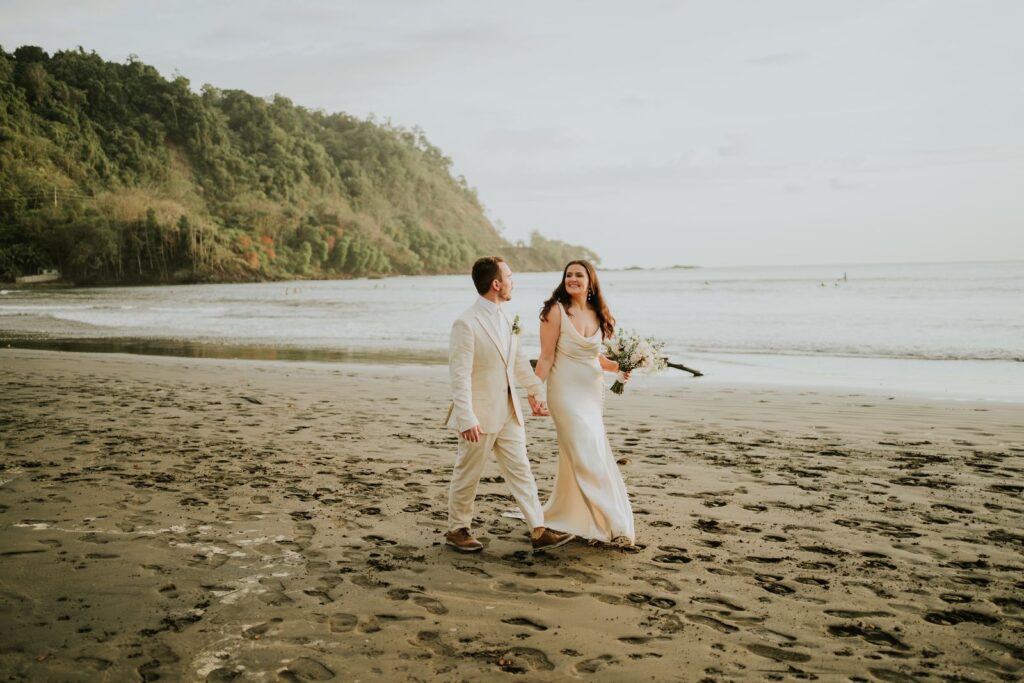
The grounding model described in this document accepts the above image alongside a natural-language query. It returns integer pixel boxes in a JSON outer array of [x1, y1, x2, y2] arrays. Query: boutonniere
[[512, 315, 522, 335]]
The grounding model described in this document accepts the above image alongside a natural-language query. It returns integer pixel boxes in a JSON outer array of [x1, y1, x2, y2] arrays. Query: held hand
[[616, 370, 631, 383], [460, 425, 482, 442], [528, 395, 550, 417]]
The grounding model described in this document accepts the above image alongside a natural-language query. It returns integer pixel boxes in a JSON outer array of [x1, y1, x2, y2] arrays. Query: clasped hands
[[528, 394, 549, 417]]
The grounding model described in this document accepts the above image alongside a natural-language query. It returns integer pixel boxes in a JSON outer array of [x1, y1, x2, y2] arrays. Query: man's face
[[497, 262, 513, 302]]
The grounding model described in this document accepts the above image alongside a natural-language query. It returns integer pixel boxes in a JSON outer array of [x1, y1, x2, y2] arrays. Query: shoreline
[[2, 258, 1020, 290], [3, 339, 1022, 404], [2, 349, 1022, 680]]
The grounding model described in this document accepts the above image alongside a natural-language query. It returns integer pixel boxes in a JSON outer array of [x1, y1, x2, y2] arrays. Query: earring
[[587, 290, 593, 302]]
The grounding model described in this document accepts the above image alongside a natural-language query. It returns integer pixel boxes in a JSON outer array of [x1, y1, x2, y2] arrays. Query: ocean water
[[2, 261, 1022, 401]]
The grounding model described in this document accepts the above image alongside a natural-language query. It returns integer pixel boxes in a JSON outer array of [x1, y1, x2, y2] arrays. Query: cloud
[[829, 177, 857, 191], [745, 51, 806, 66], [479, 127, 582, 154]]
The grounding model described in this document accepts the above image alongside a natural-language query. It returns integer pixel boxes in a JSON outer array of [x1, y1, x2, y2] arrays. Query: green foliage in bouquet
[[602, 329, 667, 395]]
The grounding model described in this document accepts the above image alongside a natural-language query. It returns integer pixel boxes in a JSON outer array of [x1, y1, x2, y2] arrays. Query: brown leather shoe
[[531, 528, 575, 552], [445, 528, 483, 552]]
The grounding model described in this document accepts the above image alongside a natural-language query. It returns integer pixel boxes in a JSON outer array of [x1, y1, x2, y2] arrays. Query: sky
[[2, 0, 1023, 268]]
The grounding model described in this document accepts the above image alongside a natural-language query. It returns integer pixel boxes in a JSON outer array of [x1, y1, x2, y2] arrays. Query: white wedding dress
[[542, 303, 635, 543]]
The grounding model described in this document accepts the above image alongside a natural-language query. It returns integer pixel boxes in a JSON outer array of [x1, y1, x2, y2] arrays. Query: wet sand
[[1, 349, 1022, 681]]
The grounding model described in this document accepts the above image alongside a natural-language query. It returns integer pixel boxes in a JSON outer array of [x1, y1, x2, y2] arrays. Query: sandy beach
[[1, 348, 1022, 681]]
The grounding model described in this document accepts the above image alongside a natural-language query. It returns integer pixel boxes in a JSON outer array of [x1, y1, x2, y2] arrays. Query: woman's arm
[[534, 310, 560, 383], [598, 353, 619, 373]]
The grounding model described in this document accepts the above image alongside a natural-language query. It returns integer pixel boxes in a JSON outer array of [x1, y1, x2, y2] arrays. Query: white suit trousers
[[447, 408, 543, 532]]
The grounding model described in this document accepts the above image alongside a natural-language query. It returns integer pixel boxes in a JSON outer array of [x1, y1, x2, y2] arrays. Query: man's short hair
[[472, 256, 505, 295]]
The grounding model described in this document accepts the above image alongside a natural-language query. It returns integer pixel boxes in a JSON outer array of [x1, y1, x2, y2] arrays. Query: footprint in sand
[[746, 643, 811, 663], [687, 614, 738, 633], [827, 624, 909, 650], [188, 553, 228, 569], [800, 544, 846, 557], [754, 575, 794, 596], [640, 576, 680, 593], [453, 563, 491, 579], [280, 657, 334, 681], [590, 593, 625, 605], [206, 667, 243, 682], [795, 577, 829, 588], [243, 620, 280, 639], [573, 654, 617, 674], [386, 588, 415, 601], [652, 544, 692, 564], [362, 535, 398, 546], [923, 609, 999, 626], [351, 574, 389, 590], [693, 596, 747, 611], [329, 613, 358, 633], [800, 560, 837, 570], [413, 631, 453, 657], [824, 609, 893, 618], [412, 595, 448, 615], [497, 647, 555, 673], [502, 617, 548, 631], [618, 635, 671, 645], [991, 597, 1023, 613], [303, 589, 333, 604], [951, 575, 991, 587], [257, 591, 293, 606], [493, 581, 540, 595], [867, 668, 919, 683], [559, 567, 598, 584], [74, 656, 113, 671]]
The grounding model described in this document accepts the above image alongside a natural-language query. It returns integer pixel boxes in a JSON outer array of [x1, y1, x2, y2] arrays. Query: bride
[[533, 260, 635, 546]]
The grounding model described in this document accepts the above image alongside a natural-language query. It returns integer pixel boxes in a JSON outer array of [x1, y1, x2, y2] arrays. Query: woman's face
[[564, 263, 590, 297]]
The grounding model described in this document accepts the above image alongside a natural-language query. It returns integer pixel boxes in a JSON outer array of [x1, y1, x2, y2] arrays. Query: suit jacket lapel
[[475, 310, 509, 365]]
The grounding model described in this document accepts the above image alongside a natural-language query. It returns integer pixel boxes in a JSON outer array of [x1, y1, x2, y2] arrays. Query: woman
[[534, 260, 635, 546]]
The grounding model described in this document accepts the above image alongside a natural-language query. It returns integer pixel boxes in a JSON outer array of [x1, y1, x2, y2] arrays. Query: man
[[444, 256, 574, 553]]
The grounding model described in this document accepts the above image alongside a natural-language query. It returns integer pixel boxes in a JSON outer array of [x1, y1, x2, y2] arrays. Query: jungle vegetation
[[0, 45, 599, 284]]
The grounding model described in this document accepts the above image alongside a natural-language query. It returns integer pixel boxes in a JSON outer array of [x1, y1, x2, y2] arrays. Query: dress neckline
[[559, 302, 600, 340]]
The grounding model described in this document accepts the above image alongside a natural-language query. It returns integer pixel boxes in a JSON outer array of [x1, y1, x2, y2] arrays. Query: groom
[[444, 256, 574, 553]]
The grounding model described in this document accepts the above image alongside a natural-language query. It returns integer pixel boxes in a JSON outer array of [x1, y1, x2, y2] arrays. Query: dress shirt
[[476, 296, 511, 357]]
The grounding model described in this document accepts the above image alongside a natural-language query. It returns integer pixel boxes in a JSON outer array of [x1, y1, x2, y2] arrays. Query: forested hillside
[[0, 46, 598, 284]]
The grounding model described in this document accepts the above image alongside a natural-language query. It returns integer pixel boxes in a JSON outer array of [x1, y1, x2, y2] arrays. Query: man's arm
[[449, 318, 479, 433], [513, 331, 547, 415]]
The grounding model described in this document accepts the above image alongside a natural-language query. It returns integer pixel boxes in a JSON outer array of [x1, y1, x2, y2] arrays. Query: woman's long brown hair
[[540, 260, 615, 339]]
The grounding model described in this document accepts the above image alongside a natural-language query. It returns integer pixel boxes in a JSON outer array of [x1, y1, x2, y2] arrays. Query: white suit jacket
[[445, 302, 545, 433]]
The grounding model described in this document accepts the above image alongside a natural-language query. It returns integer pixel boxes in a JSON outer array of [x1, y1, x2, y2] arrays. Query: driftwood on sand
[[530, 358, 703, 377]]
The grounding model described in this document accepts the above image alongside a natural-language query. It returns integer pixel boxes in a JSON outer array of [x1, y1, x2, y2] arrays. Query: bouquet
[[602, 329, 667, 394]]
